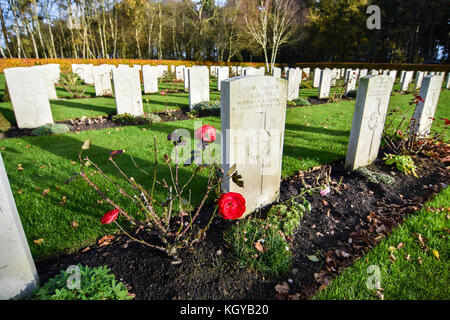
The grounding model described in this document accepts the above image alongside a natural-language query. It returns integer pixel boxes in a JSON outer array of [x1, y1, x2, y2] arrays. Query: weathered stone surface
[[413, 75, 444, 137], [345, 75, 394, 170], [0, 153, 39, 300], [112, 66, 143, 116], [4, 67, 54, 129], [188, 67, 210, 110], [221, 76, 287, 217]]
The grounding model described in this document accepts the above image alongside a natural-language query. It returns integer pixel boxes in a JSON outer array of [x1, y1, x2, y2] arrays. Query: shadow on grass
[[0, 102, 16, 126], [51, 99, 116, 117], [285, 123, 350, 137], [19, 133, 211, 209]]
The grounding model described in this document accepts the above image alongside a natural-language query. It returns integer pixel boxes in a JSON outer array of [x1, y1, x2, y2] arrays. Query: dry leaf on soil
[[98, 235, 115, 247]]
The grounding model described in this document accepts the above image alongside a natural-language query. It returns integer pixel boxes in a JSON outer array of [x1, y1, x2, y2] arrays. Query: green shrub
[[189, 100, 221, 117], [32, 265, 133, 300], [383, 153, 418, 177], [112, 112, 161, 125], [300, 80, 313, 89], [59, 73, 87, 98], [224, 218, 292, 278], [293, 97, 311, 106], [267, 198, 311, 236], [30, 123, 70, 136]]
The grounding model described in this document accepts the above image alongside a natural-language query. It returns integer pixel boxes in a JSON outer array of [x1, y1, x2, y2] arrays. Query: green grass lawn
[[314, 187, 450, 300], [0, 73, 448, 260]]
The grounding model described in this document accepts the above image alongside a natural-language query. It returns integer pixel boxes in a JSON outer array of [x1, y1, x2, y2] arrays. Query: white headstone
[[345, 70, 358, 95], [184, 67, 193, 92], [359, 69, 368, 78], [313, 68, 321, 88], [30, 65, 58, 100], [112, 66, 143, 116], [303, 68, 311, 79], [176, 65, 185, 80], [388, 70, 397, 83], [93, 65, 113, 96], [81, 64, 94, 84], [413, 75, 443, 137], [0, 153, 39, 300], [142, 65, 159, 94], [46, 64, 61, 84], [4, 67, 54, 129], [188, 67, 210, 110], [400, 71, 414, 92], [217, 66, 230, 91], [415, 71, 424, 89], [345, 75, 394, 170], [272, 67, 281, 78], [287, 68, 301, 101], [156, 65, 168, 78], [221, 76, 287, 217], [370, 69, 379, 76], [446, 73, 450, 89], [318, 68, 332, 99]]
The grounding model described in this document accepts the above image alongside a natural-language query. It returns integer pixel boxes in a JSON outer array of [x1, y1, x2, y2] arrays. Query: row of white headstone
[[4, 62, 449, 130], [0, 70, 445, 299]]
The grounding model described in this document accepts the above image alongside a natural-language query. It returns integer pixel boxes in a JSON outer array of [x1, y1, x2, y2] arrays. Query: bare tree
[[244, 0, 299, 72]]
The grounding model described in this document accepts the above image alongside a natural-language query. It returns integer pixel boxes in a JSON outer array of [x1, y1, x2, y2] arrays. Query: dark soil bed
[[35, 153, 449, 300]]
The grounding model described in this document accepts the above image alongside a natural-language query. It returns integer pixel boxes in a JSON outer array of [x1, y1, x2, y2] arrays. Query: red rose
[[100, 209, 119, 224], [195, 125, 216, 143], [161, 90, 166, 95], [218, 192, 246, 220]]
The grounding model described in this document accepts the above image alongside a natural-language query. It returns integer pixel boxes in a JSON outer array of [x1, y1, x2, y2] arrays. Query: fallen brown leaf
[[42, 188, 50, 197], [33, 238, 44, 245], [98, 235, 115, 247], [254, 240, 264, 253], [70, 221, 79, 229], [374, 290, 384, 300], [275, 282, 290, 295]]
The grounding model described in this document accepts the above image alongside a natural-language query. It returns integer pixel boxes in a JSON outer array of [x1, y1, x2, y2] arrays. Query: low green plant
[[32, 265, 133, 300], [59, 73, 87, 98], [300, 80, 313, 89], [355, 167, 396, 185], [112, 112, 162, 125], [30, 123, 70, 136], [293, 97, 311, 106], [383, 153, 418, 177], [188, 100, 221, 117], [224, 218, 292, 277], [267, 197, 311, 236]]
